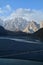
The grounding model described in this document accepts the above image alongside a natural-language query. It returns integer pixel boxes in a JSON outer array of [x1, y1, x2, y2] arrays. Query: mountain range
[[3, 8, 43, 33], [0, 17, 43, 33], [0, 8, 43, 33]]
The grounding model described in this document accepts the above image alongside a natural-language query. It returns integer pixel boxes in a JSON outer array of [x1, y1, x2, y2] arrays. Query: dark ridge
[[0, 26, 31, 37], [0, 26, 7, 36], [33, 28, 43, 41]]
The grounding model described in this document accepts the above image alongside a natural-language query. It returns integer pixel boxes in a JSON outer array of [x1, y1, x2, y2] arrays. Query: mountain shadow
[[0, 26, 43, 41], [0, 26, 31, 38], [33, 28, 43, 41], [0, 26, 7, 36]]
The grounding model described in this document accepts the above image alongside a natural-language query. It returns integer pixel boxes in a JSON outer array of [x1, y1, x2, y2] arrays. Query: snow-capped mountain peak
[[0, 8, 43, 33]]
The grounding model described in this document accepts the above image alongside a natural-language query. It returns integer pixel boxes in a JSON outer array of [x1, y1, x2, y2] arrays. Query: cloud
[[0, 8, 3, 14], [5, 4, 11, 11], [0, 4, 12, 17], [6, 8, 43, 23], [0, 4, 11, 14], [0, 7, 43, 23]]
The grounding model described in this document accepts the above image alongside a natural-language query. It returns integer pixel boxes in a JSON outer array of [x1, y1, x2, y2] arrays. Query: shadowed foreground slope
[[0, 26, 43, 62]]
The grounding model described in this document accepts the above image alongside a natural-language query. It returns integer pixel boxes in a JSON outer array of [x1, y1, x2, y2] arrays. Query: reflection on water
[[0, 58, 43, 65]]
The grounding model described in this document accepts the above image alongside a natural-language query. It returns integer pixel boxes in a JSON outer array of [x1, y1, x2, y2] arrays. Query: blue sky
[[0, 0, 43, 10]]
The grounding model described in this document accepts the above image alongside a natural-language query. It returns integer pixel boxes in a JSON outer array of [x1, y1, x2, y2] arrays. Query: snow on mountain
[[4, 17, 28, 31]]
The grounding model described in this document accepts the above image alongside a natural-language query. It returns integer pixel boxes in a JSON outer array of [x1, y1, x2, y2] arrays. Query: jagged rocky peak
[[30, 20, 39, 31], [23, 20, 39, 33]]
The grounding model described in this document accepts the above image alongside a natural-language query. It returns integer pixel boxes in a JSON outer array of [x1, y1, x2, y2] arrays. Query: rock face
[[30, 21, 39, 32], [23, 21, 39, 33], [40, 21, 43, 28]]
